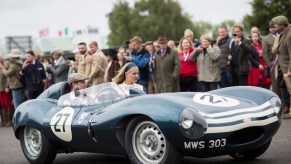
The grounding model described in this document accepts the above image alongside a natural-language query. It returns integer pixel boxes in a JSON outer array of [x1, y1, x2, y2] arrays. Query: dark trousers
[[200, 81, 219, 92], [137, 80, 148, 93], [28, 89, 44, 100], [232, 73, 248, 86], [179, 77, 198, 92], [219, 69, 232, 88]]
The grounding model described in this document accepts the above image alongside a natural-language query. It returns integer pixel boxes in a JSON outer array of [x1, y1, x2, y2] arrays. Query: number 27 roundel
[[50, 107, 74, 142]]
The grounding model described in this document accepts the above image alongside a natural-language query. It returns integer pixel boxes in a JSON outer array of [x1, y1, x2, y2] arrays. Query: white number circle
[[193, 93, 240, 107], [50, 107, 74, 142]]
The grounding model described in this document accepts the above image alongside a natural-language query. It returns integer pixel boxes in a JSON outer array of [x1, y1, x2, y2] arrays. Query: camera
[[232, 33, 237, 37]]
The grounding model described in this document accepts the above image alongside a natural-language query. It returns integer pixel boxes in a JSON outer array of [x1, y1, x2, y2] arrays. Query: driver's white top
[[118, 82, 143, 95]]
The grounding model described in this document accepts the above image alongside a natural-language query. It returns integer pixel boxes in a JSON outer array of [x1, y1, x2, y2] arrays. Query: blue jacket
[[131, 47, 150, 81]]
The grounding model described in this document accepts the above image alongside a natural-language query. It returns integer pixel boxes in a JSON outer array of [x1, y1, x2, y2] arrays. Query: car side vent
[[228, 127, 264, 145]]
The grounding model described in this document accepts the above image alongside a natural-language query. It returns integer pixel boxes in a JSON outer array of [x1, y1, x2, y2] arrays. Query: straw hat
[[9, 49, 21, 58]]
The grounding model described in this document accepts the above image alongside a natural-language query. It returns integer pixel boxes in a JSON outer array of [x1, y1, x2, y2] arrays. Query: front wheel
[[20, 126, 57, 164], [229, 139, 272, 160], [125, 116, 182, 164]]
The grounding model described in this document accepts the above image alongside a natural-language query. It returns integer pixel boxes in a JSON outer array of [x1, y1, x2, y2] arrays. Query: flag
[[58, 30, 62, 37], [39, 28, 49, 37]]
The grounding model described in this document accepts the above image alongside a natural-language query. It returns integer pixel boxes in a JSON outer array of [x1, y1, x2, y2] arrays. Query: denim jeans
[[219, 69, 232, 88], [11, 88, 25, 109]]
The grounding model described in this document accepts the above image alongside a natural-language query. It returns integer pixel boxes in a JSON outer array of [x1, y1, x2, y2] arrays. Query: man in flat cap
[[271, 15, 291, 117], [144, 41, 156, 94], [45, 48, 68, 84], [58, 73, 92, 106], [154, 35, 181, 93]]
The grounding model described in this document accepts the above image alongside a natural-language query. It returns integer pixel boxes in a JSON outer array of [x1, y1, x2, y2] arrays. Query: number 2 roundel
[[193, 93, 240, 107], [50, 107, 74, 142]]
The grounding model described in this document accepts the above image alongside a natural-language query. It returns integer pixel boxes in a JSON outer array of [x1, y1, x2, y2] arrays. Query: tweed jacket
[[154, 46, 181, 93], [276, 27, 291, 73], [77, 53, 93, 77], [2, 60, 24, 89], [89, 49, 108, 85], [262, 33, 276, 68]]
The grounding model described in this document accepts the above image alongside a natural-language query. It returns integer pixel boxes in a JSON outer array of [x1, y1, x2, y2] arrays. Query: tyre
[[20, 126, 57, 164], [229, 139, 272, 160], [125, 116, 182, 164]]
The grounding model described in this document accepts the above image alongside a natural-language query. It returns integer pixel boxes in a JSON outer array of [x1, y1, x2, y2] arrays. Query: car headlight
[[179, 108, 207, 138], [269, 96, 282, 114]]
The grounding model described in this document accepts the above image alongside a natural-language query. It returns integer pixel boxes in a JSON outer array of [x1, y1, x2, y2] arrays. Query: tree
[[243, 0, 291, 36], [107, 0, 194, 47], [212, 20, 236, 39]]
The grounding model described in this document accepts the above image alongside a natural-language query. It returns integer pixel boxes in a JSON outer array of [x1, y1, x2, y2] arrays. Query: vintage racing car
[[13, 82, 282, 164]]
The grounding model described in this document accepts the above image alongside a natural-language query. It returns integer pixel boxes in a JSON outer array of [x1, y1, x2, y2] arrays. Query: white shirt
[[118, 82, 144, 95]]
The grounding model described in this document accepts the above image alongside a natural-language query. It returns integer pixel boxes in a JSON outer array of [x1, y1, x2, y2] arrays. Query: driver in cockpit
[[59, 73, 93, 106]]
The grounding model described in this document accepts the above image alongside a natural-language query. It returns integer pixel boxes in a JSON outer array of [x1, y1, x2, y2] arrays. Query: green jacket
[[2, 60, 24, 90], [154, 47, 181, 93]]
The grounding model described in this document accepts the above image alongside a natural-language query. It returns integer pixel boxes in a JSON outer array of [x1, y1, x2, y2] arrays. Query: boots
[[0, 110, 3, 124], [0, 110, 7, 127], [5, 109, 13, 127]]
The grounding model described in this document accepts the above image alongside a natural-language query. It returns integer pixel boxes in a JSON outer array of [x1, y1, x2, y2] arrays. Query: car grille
[[228, 127, 264, 145]]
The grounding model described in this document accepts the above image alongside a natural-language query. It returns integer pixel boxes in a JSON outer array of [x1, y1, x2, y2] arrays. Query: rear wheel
[[20, 126, 57, 164], [125, 116, 182, 164], [229, 139, 272, 160]]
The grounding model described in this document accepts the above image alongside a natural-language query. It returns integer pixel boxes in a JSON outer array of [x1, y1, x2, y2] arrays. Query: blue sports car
[[13, 82, 282, 164]]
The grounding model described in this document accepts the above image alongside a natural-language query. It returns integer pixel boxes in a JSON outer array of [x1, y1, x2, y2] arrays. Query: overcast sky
[[0, 0, 252, 41]]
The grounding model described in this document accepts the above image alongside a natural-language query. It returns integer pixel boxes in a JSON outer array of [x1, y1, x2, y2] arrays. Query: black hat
[[103, 49, 117, 58]]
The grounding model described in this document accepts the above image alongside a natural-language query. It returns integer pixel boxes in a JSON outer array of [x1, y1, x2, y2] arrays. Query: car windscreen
[[58, 82, 127, 106]]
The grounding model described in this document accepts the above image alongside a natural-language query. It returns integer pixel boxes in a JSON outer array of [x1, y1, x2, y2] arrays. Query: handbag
[[265, 67, 271, 78]]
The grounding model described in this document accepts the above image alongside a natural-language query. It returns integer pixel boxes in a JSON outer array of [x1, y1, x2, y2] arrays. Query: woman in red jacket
[[178, 37, 198, 92], [248, 32, 271, 88]]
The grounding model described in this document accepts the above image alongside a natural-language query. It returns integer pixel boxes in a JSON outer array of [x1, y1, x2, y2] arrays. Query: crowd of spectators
[[1, 15, 291, 127]]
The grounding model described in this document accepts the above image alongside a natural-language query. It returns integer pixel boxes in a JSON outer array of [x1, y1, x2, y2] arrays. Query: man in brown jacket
[[0, 50, 25, 126], [88, 41, 108, 85], [77, 42, 92, 77], [154, 35, 181, 93], [271, 15, 291, 117], [262, 21, 280, 98]]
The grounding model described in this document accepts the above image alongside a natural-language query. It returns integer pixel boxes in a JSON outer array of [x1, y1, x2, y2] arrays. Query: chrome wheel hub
[[24, 127, 42, 157], [132, 121, 166, 163]]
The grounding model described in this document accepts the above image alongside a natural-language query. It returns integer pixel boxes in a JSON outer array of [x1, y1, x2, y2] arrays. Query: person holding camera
[[190, 34, 221, 92], [229, 24, 252, 86]]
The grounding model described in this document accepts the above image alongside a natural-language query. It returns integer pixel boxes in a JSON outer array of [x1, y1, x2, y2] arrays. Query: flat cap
[[144, 41, 153, 46], [68, 73, 89, 84], [269, 20, 275, 27], [272, 15, 289, 26], [50, 48, 63, 56]]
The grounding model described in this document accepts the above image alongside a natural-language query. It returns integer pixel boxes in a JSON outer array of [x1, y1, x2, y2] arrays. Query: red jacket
[[179, 47, 197, 78]]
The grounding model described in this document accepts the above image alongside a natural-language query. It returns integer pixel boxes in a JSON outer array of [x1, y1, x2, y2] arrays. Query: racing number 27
[[54, 113, 70, 132]]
